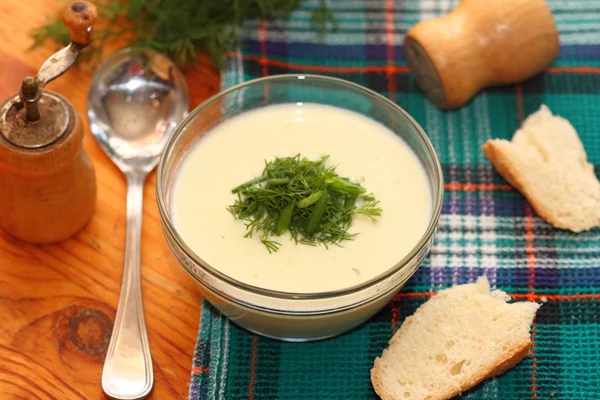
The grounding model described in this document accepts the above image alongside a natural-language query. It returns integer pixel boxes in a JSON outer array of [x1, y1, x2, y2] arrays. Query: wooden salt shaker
[[0, 1, 98, 243], [405, 0, 560, 109]]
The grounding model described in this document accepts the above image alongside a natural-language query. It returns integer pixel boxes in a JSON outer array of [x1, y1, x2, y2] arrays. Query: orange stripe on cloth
[[259, 20, 268, 77], [236, 54, 411, 74], [228, 54, 599, 76], [385, 0, 396, 96], [248, 335, 259, 400], [524, 204, 538, 398], [516, 84, 525, 124], [547, 66, 600, 74], [444, 183, 514, 192], [192, 366, 210, 375], [390, 303, 401, 334], [385, 0, 398, 335]]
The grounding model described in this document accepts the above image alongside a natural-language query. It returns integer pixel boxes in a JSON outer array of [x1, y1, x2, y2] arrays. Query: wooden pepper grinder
[[0, 1, 98, 243], [405, 0, 560, 109]]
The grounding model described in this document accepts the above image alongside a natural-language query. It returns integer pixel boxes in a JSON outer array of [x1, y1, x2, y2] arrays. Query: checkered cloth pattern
[[189, 1, 600, 398]]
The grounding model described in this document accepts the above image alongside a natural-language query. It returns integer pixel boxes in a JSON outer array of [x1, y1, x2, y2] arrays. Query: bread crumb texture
[[482, 104, 600, 232], [371, 276, 539, 400]]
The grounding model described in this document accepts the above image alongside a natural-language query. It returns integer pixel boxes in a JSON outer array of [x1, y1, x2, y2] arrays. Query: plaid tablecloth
[[189, 1, 600, 399]]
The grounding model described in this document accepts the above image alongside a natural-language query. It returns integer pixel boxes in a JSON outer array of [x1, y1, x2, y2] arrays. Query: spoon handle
[[102, 173, 154, 400]]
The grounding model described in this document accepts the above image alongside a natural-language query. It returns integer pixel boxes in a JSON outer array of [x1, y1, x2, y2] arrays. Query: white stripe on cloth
[[243, 29, 406, 44], [218, 320, 230, 400], [223, 48, 245, 90], [428, 255, 600, 268], [301, 0, 439, 9], [442, 214, 600, 233], [243, 28, 600, 46], [424, 100, 446, 288], [432, 242, 600, 255], [207, 314, 223, 400], [188, 307, 210, 400]]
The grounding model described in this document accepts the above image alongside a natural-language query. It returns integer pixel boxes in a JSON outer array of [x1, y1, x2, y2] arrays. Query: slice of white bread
[[483, 104, 600, 232], [371, 276, 539, 400]]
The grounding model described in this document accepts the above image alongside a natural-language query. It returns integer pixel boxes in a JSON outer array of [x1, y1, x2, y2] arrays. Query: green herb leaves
[[227, 155, 382, 252], [31, 0, 335, 69]]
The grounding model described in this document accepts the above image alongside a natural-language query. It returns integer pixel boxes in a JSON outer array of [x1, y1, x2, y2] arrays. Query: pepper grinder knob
[[62, 1, 98, 46], [18, 1, 98, 124]]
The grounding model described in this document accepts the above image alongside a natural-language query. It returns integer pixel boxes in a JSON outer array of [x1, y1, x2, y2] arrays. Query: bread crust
[[370, 339, 532, 400], [490, 340, 532, 377]]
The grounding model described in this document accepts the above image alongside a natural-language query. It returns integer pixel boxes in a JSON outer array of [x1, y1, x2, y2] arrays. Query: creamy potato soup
[[172, 103, 431, 293]]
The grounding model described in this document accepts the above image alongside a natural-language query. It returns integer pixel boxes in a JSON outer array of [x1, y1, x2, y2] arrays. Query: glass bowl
[[156, 74, 443, 341]]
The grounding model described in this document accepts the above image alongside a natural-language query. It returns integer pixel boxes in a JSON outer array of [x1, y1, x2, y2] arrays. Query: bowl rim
[[156, 73, 444, 301]]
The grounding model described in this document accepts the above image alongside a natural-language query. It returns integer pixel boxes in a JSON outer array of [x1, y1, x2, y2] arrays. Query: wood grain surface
[[0, 1, 220, 398]]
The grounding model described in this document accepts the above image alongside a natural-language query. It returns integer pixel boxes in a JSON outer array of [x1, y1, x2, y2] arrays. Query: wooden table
[[0, 1, 220, 398]]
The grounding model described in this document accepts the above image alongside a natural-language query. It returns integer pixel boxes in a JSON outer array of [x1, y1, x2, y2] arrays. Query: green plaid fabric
[[189, 1, 600, 398]]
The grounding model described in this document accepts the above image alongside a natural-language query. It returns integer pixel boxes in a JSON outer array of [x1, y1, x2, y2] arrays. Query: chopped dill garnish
[[227, 155, 382, 253]]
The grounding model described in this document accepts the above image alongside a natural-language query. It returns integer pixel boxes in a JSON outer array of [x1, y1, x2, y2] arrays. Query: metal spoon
[[88, 48, 189, 400]]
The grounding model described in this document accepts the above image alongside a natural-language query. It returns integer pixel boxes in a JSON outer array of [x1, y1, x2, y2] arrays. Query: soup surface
[[172, 103, 431, 293]]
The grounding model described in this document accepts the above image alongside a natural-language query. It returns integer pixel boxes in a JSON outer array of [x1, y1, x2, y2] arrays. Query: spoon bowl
[[87, 47, 188, 400], [88, 48, 189, 174]]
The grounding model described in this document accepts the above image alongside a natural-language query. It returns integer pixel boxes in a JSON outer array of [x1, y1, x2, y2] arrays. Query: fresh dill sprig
[[30, 0, 336, 69], [227, 155, 382, 253]]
